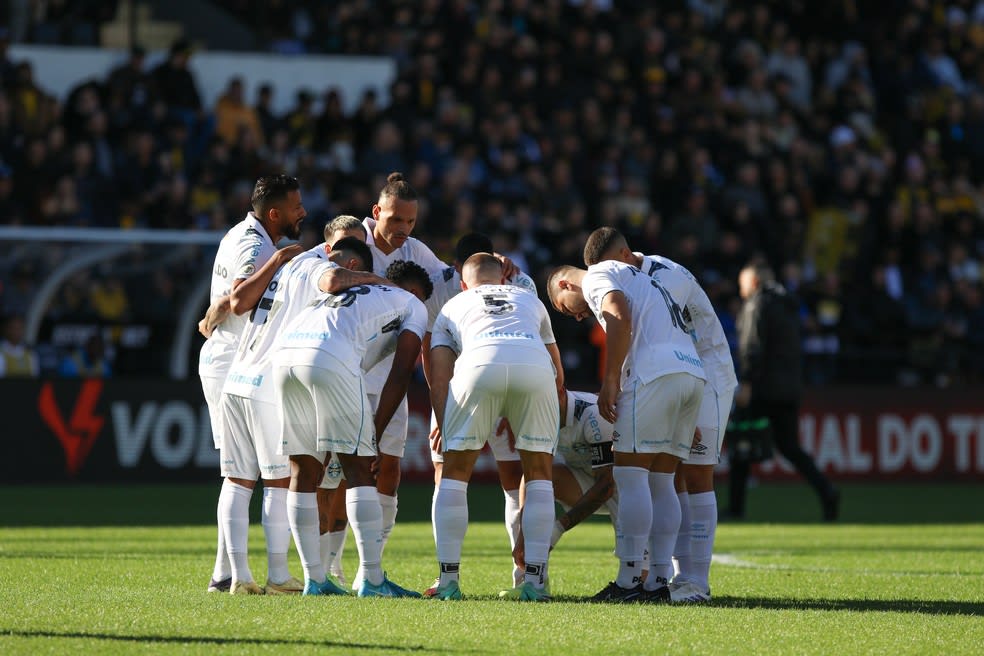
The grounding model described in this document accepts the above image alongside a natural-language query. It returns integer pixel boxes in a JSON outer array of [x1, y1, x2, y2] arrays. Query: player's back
[[583, 260, 705, 384], [425, 266, 538, 330], [200, 215, 275, 377], [432, 284, 553, 369], [276, 283, 426, 374], [224, 245, 331, 398], [638, 254, 737, 389], [557, 390, 614, 471]]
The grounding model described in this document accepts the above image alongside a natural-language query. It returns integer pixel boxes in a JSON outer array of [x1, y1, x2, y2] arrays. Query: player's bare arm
[[198, 294, 231, 337], [557, 467, 615, 531], [229, 243, 304, 315], [545, 342, 565, 394], [374, 331, 422, 443], [318, 267, 388, 293], [420, 331, 434, 385], [598, 290, 632, 424], [428, 345, 457, 435]]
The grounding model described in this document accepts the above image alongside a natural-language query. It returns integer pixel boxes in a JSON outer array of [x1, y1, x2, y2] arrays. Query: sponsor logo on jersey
[[674, 350, 703, 368], [475, 330, 534, 340], [573, 398, 591, 422]]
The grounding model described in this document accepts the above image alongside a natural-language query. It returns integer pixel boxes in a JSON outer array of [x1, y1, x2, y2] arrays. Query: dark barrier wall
[[6, 380, 984, 483]]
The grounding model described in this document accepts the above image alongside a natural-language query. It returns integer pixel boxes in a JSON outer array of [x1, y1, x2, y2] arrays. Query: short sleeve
[[401, 296, 428, 339], [430, 311, 460, 354], [582, 267, 621, 319], [232, 229, 269, 281], [537, 301, 556, 345]]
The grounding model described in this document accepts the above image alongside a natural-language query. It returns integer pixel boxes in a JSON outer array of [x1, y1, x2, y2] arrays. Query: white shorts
[[684, 383, 736, 465], [274, 363, 375, 461], [442, 363, 559, 454], [318, 453, 346, 490], [430, 411, 521, 463], [554, 455, 618, 516], [219, 394, 290, 480], [200, 374, 225, 449], [613, 372, 704, 458], [367, 393, 409, 458]]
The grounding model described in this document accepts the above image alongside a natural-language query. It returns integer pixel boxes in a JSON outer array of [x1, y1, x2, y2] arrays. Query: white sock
[[688, 491, 718, 593], [522, 480, 553, 589], [287, 491, 324, 583], [378, 493, 398, 556], [613, 466, 651, 588], [219, 480, 254, 583], [346, 486, 384, 587], [672, 491, 692, 582], [320, 529, 347, 577], [504, 488, 523, 587], [645, 472, 681, 591], [261, 487, 291, 584], [434, 478, 468, 586], [212, 488, 232, 581]]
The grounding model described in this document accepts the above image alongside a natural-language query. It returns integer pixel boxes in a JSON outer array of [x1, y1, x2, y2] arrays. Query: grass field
[[2, 483, 983, 655]]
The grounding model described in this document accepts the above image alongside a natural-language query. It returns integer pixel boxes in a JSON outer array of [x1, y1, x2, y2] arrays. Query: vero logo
[[38, 381, 105, 477]]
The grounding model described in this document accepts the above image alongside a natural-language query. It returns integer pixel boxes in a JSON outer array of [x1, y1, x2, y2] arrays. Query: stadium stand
[[1, 1, 984, 386]]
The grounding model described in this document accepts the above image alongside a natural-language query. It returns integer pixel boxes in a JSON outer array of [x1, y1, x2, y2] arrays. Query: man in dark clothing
[[730, 262, 840, 521]]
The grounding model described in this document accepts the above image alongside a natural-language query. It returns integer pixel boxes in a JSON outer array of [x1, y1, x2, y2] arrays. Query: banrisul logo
[[38, 381, 105, 477]]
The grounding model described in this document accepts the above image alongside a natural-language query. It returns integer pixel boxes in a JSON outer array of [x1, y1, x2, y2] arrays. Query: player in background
[[583, 227, 737, 602], [428, 254, 560, 602], [218, 235, 382, 595], [548, 261, 705, 603], [421, 232, 564, 590], [197, 174, 305, 594], [272, 260, 432, 597]]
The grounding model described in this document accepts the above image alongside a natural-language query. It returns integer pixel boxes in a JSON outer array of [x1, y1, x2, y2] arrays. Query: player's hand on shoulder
[[493, 253, 520, 281], [276, 243, 305, 264]]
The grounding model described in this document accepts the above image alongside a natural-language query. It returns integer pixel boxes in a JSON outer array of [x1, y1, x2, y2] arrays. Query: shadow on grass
[[0, 629, 458, 652], [713, 596, 984, 616]]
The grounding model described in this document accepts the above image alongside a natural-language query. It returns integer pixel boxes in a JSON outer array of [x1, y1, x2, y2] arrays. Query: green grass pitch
[[1, 483, 982, 655]]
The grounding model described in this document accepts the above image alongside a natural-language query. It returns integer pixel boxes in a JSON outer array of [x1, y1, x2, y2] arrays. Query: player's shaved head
[[328, 236, 373, 271], [583, 227, 630, 266], [546, 265, 583, 305], [324, 214, 366, 245], [461, 253, 503, 287]]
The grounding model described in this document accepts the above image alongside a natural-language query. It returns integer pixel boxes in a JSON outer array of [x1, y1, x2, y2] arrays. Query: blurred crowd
[[1, 0, 984, 385]]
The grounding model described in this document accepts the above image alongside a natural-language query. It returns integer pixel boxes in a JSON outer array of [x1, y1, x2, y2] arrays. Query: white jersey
[[199, 213, 277, 378], [425, 265, 537, 331], [362, 216, 448, 391], [431, 284, 555, 369], [556, 390, 615, 474], [223, 244, 335, 399], [583, 260, 706, 385], [275, 283, 427, 375], [637, 253, 738, 393]]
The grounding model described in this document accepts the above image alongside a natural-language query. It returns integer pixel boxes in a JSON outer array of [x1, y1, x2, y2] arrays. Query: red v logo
[[38, 381, 105, 477]]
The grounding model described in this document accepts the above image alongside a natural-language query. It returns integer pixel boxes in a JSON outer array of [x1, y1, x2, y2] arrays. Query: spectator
[[215, 77, 264, 147], [0, 315, 39, 377], [59, 333, 112, 377], [151, 38, 203, 120]]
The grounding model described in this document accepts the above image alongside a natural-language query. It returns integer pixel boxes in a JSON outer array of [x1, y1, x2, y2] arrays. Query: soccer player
[[512, 388, 618, 577], [273, 259, 433, 597], [198, 174, 305, 594], [422, 232, 564, 590], [218, 235, 382, 595], [428, 254, 560, 602], [348, 172, 450, 589], [583, 226, 737, 601], [547, 260, 705, 603], [314, 214, 372, 586]]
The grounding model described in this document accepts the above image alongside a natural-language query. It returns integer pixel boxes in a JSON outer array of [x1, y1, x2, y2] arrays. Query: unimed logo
[[38, 380, 106, 477]]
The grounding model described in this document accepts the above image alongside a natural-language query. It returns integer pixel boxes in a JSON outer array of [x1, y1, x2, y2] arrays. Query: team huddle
[[199, 172, 737, 603]]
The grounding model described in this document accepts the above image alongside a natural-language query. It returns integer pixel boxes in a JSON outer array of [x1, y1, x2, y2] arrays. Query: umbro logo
[[612, 430, 620, 442]]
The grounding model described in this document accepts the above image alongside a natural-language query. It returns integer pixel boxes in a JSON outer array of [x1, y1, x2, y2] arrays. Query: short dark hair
[[251, 174, 299, 219], [331, 236, 373, 272], [454, 232, 495, 264], [583, 227, 626, 266], [386, 260, 433, 300], [378, 172, 417, 203]]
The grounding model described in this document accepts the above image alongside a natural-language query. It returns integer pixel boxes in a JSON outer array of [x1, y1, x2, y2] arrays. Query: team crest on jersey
[[612, 430, 620, 442], [573, 399, 591, 422], [326, 459, 343, 479]]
